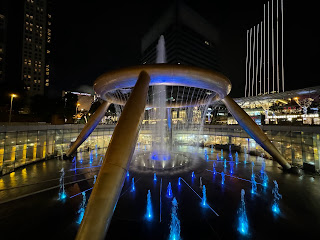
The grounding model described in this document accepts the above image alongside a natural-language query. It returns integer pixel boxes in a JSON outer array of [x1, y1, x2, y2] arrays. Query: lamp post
[[9, 94, 17, 123]]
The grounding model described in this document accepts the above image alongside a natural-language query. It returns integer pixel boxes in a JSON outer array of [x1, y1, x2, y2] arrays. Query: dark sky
[[51, 0, 319, 98]]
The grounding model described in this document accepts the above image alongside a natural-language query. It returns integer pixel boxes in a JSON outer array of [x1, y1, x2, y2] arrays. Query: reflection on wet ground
[[0, 146, 320, 239]]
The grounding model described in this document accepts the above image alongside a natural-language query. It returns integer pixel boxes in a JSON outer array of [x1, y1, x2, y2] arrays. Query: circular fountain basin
[[94, 64, 231, 107], [130, 151, 204, 174]]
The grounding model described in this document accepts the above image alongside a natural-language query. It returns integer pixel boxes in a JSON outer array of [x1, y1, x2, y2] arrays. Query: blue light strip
[[206, 169, 263, 186], [180, 177, 219, 217], [70, 187, 93, 199]]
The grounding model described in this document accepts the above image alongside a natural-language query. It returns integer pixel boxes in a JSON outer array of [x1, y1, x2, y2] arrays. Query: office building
[[141, 2, 221, 73], [21, 0, 52, 96]]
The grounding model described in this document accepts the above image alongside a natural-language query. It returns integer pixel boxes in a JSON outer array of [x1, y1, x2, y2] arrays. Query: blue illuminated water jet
[[99, 157, 103, 165], [204, 149, 207, 155], [235, 152, 239, 165], [221, 172, 225, 185], [126, 171, 129, 178], [202, 185, 207, 207], [73, 156, 76, 172], [89, 150, 93, 164], [131, 178, 135, 192], [80, 151, 83, 164], [237, 189, 249, 235], [93, 175, 97, 184], [244, 147, 247, 164], [211, 145, 214, 153], [58, 167, 67, 200], [178, 177, 181, 186], [167, 182, 173, 198], [191, 171, 195, 178], [145, 189, 153, 221], [77, 192, 86, 224], [95, 144, 98, 157], [153, 173, 157, 181], [230, 161, 234, 175], [251, 161, 255, 178], [272, 180, 282, 214], [260, 161, 268, 187], [260, 159, 265, 174], [169, 198, 181, 240], [251, 174, 257, 194], [224, 159, 227, 168], [221, 149, 223, 159]]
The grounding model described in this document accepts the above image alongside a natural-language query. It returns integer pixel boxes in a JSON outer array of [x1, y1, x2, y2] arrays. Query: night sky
[[51, 0, 319, 98]]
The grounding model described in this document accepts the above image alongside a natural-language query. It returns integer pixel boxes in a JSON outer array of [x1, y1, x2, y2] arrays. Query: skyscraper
[[21, 0, 52, 96], [0, 13, 6, 84], [141, 2, 222, 73]]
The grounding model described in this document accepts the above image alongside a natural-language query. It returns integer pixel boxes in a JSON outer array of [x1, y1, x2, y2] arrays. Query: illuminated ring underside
[[94, 64, 232, 108]]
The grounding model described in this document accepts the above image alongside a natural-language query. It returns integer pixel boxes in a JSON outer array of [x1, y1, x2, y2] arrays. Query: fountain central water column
[[76, 70, 151, 240]]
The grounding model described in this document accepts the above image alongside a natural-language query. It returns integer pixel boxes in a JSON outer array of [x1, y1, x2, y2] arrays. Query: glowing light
[[169, 198, 180, 240], [153, 173, 157, 181], [272, 180, 282, 215], [191, 171, 195, 178], [167, 182, 173, 198], [145, 190, 153, 221], [131, 178, 135, 192], [202, 185, 207, 207], [77, 192, 86, 224], [178, 177, 181, 186], [237, 189, 249, 235]]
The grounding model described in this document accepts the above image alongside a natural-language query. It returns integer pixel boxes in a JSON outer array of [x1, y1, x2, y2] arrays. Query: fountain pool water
[[169, 198, 181, 240]]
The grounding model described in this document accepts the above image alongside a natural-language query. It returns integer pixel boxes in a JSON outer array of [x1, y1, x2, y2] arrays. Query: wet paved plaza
[[0, 146, 320, 239]]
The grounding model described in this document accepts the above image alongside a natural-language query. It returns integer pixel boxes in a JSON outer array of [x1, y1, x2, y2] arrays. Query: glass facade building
[[1, 124, 319, 175]]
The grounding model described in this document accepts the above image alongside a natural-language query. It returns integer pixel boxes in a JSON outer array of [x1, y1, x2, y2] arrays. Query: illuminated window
[[204, 41, 209, 45], [46, 50, 50, 54]]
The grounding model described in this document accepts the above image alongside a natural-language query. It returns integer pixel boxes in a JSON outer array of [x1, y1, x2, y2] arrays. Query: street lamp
[[76, 103, 80, 115], [9, 94, 17, 123]]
